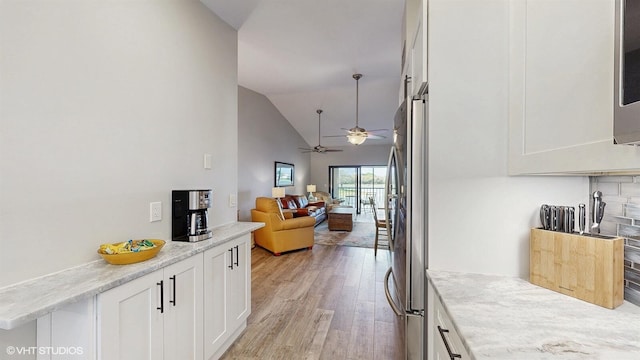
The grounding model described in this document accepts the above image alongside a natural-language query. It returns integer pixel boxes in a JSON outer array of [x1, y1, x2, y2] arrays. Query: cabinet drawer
[[433, 295, 470, 359]]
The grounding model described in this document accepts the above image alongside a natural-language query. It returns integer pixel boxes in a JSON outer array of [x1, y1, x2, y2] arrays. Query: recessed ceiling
[[201, 0, 404, 147]]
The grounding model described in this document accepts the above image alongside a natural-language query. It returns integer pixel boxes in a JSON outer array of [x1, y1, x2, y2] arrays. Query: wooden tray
[[529, 228, 624, 309]]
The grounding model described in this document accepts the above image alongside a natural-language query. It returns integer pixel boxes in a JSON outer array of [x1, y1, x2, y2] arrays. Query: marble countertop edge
[[427, 269, 640, 360], [427, 269, 479, 360], [0, 221, 264, 330]]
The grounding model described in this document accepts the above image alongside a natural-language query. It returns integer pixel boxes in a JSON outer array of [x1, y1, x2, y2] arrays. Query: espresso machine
[[172, 190, 213, 242]]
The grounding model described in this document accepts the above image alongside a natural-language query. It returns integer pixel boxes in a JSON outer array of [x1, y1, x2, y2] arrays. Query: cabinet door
[[98, 271, 163, 360], [433, 294, 470, 359], [410, 0, 428, 96], [227, 235, 251, 331], [508, 0, 640, 174], [203, 243, 230, 358], [163, 254, 203, 360]]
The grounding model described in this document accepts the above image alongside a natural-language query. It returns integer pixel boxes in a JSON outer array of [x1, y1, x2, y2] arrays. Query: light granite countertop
[[0, 221, 264, 330], [427, 270, 640, 360]]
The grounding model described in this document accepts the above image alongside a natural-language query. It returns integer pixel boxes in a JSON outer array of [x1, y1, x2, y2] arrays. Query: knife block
[[529, 228, 624, 309]]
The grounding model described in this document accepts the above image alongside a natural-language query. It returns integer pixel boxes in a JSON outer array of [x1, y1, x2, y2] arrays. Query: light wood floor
[[220, 244, 404, 360]]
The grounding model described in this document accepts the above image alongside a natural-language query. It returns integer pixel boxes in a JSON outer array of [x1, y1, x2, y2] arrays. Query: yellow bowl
[[97, 239, 166, 265]]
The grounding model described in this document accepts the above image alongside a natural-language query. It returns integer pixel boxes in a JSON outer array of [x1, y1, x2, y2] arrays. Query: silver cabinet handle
[[437, 325, 461, 359], [383, 267, 403, 316]]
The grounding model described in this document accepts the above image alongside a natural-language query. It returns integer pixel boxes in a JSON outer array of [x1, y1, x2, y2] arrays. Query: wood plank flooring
[[220, 244, 404, 360]]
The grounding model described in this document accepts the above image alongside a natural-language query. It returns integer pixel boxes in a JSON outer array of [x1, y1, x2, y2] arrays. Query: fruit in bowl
[[98, 239, 165, 265]]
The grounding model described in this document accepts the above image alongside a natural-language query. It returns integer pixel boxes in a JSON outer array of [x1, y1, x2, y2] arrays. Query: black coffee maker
[[172, 190, 213, 242]]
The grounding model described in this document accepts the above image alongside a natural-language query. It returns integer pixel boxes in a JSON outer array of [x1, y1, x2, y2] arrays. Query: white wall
[[237, 86, 311, 221], [427, 0, 589, 277], [310, 144, 390, 193], [0, 1, 238, 286]]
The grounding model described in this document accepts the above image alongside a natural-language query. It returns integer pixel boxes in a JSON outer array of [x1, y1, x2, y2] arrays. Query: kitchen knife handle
[[598, 202, 606, 223], [579, 203, 586, 235], [540, 205, 549, 230], [591, 191, 603, 233], [567, 207, 575, 233]]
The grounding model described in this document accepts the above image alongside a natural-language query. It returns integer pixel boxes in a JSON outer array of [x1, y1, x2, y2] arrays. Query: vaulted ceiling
[[201, 0, 404, 148]]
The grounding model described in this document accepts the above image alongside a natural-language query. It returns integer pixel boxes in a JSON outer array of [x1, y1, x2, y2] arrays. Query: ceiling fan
[[299, 109, 344, 154], [325, 73, 389, 145]]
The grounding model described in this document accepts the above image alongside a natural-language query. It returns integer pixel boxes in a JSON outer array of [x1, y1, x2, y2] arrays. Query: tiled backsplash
[[591, 176, 640, 306]]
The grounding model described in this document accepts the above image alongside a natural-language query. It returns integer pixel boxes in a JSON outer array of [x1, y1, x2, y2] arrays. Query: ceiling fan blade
[[366, 134, 386, 139], [366, 129, 390, 133], [324, 149, 344, 152], [322, 135, 347, 138]]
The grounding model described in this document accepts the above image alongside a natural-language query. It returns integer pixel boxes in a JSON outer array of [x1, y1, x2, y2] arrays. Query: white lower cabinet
[[38, 235, 251, 360], [97, 254, 203, 360], [428, 281, 470, 360], [203, 234, 250, 360]]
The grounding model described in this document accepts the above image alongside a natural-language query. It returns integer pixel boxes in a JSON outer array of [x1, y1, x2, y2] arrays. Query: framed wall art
[[274, 161, 294, 187]]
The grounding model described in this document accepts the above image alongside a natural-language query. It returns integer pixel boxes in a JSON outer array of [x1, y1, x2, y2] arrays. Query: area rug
[[314, 217, 389, 249]]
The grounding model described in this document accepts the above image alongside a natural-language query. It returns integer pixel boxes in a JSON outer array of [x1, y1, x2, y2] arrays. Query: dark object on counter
[[540, 204, 577, 233], [172, 190, 213, 242]]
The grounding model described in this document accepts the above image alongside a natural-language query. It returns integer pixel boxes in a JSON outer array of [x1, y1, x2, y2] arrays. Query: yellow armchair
[[251, 197, 315, 256]]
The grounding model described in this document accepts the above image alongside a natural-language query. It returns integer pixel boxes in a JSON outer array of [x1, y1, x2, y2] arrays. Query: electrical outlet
[[150, 202, 162, 222]]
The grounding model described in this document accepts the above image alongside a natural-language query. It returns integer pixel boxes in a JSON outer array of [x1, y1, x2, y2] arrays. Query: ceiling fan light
[[347, 133, 367, 145]]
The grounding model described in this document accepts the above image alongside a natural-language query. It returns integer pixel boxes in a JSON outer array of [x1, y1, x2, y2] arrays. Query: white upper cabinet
[[508, 0, 640, 175], [411, 0, 428, 96], [404, 0, 428, 97]]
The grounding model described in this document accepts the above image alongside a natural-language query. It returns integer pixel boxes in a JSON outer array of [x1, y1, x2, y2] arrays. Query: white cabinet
[[203, 234, 251, 360], [37, 298, 97, 360], [34, 233, 252, 360], [427, 281, 470, 360], [508, 0, 640, 175], [409, 0, 428, 96], [163, 255, 204, 360], [98, 254, 203, 360]]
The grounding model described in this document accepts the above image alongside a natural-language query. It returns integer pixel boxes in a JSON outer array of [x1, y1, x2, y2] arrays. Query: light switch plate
[[204, 154, 212, 169], [229, 194, 237, 207], [150, 202, 162, 222]]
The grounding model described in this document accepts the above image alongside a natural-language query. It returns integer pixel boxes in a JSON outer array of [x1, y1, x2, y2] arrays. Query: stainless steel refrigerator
[[384, 89, 428, 360]]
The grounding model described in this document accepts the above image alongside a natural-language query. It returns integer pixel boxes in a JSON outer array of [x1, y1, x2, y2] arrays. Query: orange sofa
[[251, 197, 315, 256]]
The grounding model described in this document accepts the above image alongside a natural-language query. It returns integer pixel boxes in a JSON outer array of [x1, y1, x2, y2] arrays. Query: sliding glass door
[[329, 165, 387, 214]]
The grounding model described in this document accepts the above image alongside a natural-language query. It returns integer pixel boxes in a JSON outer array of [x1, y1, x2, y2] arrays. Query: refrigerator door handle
[[385, 146, 398, 249], [383, 267, 403, 316]]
